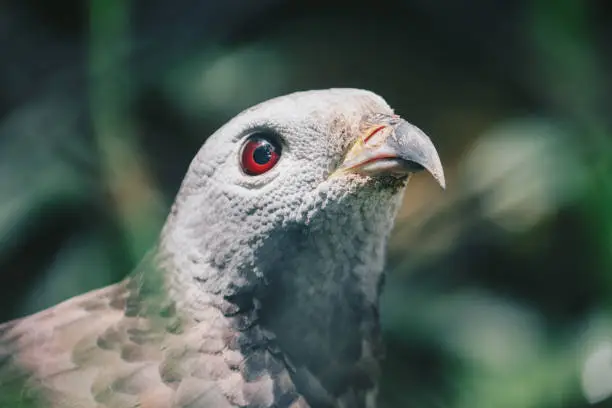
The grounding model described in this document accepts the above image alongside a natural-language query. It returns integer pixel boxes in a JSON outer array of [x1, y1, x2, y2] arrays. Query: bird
[[0, 88, 445, 408]]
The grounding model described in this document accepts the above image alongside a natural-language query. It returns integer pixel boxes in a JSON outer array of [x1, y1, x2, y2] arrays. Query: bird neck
[[158, 185, 405, 400], [251, 215, 390, 400]]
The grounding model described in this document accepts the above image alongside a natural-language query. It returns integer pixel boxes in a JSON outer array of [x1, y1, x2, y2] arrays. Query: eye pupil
[[253, 144, 273, 165]]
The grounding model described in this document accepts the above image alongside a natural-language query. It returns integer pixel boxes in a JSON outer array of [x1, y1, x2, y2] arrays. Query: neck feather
[[157, 182, 406, 401]]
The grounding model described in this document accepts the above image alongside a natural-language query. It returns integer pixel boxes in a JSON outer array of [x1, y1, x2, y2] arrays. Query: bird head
[[160, 87, 443, 326]]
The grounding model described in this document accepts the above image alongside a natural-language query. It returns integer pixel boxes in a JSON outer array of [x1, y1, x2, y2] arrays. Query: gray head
[[158, 88, 444, 400]]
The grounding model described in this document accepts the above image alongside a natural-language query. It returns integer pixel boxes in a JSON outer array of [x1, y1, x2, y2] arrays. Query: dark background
[[1, 0, 611, 406]]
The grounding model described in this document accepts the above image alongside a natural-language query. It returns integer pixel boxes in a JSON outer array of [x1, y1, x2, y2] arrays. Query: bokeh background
[[1, 0, 611, 407]]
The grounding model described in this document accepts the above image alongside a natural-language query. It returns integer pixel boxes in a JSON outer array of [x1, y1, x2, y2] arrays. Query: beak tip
[[439, 178, 447, 190], [428, 168, 446, 190], [417, 152, 445, 191]]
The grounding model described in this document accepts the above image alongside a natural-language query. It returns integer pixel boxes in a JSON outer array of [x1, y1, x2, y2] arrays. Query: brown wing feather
[[0, 255, 294, 408], [0, 265, 252, 408], [0, 282, 139, 407]]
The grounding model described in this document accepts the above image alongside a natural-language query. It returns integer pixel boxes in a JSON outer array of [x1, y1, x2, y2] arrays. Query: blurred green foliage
[[0, 0, 611, 406]]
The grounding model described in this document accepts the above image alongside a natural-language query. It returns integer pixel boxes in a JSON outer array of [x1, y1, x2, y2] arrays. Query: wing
[[0, 258, 309, 408], [0, 279, 177, 408], [0, 281, 131, 407]]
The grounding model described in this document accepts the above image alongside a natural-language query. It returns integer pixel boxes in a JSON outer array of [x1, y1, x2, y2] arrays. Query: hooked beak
[[332, 113, 446, 189]]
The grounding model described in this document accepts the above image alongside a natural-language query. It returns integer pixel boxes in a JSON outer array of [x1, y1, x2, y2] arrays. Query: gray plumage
[[0, 89, 444, 408]]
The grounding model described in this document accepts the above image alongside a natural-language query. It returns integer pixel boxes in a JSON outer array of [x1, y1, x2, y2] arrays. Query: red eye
[[240, 134, 282, 175]]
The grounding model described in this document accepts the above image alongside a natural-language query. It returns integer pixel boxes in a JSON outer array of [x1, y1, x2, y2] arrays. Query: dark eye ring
[[240, 132, 282, 176]]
